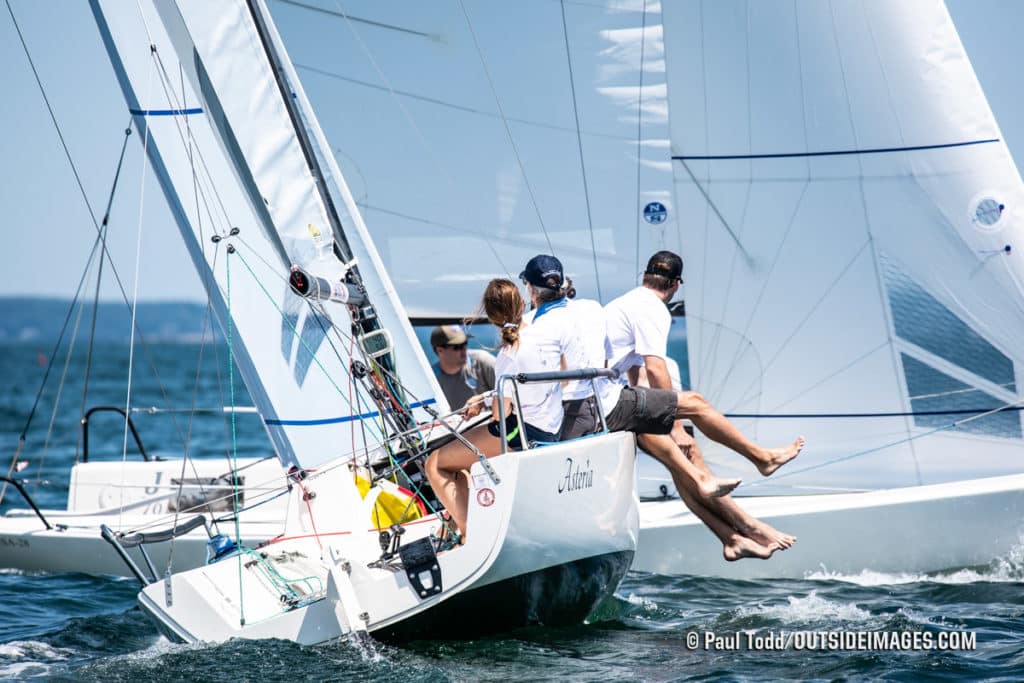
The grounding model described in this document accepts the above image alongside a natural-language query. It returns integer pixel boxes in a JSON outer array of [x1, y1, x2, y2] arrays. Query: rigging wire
[[457, 0, 556, 255], [119, 56, 155, 527], [705, 180, 810, 403], [296, 62, 636, 142], [273, 0, 441, 41], [698, 2, 757, 394], [559, 0, 602, 301], [33, 296, 87, 493], [230, 248, 387, 444], [325, 0, 459, 197], [632, 0, 648, 281], [740, 396, 1024, 490], [11, 1, 210, 473], [77, 125, 133, 461], [167, 59, 228, 567], [0, 235, 103, 504], [225, 249, 246, 627]]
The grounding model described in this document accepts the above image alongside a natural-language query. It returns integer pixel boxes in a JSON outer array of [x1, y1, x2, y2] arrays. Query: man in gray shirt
[[430, 325, 496, 409]]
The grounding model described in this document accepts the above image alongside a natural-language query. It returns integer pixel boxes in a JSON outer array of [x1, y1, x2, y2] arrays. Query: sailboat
[[637, 0, 1024, 577], [13, 0, 638, 644], [274, 0, 1024, 579], [3, 0, 1023, 586]]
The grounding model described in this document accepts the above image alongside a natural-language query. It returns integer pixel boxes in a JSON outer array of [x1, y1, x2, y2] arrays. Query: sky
[[1, 0, 1023, 303]]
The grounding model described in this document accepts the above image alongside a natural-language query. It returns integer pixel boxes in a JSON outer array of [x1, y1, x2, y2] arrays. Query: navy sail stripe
[[129, 107, 204, 116], [673, 138, 999, 161], [264, 398, 437, 426], [725, 405, 1021, 419]]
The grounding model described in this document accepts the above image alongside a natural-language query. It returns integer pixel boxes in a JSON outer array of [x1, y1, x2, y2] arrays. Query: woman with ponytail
[[424, 276, 575, 544]]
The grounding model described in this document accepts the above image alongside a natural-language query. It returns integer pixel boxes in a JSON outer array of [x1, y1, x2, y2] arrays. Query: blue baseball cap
[[519, 254, 564, 289]]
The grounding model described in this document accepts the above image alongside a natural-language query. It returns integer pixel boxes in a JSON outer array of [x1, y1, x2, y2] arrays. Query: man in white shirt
[[604, 250, 803, 557]]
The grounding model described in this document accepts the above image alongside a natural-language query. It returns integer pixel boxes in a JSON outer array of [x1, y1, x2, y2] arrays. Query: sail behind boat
[[662, 0, 1024, 490]]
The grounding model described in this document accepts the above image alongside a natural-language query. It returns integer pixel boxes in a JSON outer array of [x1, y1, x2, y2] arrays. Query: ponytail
[[482, 279, 525, 348]]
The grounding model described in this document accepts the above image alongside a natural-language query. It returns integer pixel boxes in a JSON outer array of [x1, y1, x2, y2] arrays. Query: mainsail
[[661, 0, 1024, 491], [268, 0, 681, 317], [91, 0, 445, 469]]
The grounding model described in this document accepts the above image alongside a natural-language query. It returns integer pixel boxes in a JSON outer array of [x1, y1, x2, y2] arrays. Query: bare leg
[[424, 424, 503, 539], [675, 392, 804, 476], [668, 472, 775, 562], [637, 432, 740, 499], [672, 424, 796, 549]]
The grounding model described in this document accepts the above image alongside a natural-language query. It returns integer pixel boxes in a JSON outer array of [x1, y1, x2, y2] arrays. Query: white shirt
[[493, 314, 575, 435], [604, 286, 670, 379], [562, 298, 611, 400], [540, 297, 623, 416]]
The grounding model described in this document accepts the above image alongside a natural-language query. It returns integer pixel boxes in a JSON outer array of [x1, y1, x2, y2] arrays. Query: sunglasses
[[443, 343, 468, 351]]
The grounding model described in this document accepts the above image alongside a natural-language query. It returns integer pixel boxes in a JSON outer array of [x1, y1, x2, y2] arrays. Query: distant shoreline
[[0, 297, 215, 345]]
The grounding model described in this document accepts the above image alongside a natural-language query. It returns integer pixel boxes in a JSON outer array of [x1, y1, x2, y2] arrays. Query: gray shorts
[[558, 396, 600, 441], [605, 386, 677, 435]]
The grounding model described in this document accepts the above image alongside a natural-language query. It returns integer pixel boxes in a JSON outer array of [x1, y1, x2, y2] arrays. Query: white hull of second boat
[[137, 432, 639, 644], [635, 471, 1024, 580], [0, 458, 286, 575]]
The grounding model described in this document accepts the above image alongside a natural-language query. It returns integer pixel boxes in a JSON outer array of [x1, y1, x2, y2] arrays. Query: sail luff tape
[[289, 265, 367, 306]]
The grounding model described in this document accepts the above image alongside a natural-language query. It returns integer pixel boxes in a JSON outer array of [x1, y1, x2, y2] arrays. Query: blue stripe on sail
[[725, 405, 1022, 419], [265, 399, 438, 426], [129, 107, 204, 116], [673, 138, 999, 161]]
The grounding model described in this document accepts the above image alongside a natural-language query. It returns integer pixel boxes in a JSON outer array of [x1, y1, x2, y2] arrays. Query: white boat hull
[[136, 432, 638, 644], [0, 458, 286, 575], [635, 471, 1024, 579], [8, 450, 1022, 584]]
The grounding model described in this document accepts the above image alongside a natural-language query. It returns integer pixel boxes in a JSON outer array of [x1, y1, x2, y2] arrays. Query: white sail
[[268, 0, 680, 316], [661, 0, 1024, 491], [91, 0, 446, 469]]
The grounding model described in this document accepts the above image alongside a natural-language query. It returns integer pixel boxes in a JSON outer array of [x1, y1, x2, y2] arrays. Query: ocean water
[[1, 341, 1023, 681]]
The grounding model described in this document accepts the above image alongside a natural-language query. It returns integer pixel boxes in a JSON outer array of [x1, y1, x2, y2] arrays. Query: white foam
[[897, 607, 953, 628], [0, 662, 53, 679], [806, 557, 1024, 586], [803, 535, 1024, 585], [622, 592, 659, 612], [0, 640, 74, 661], [736, 590, 871, 623]]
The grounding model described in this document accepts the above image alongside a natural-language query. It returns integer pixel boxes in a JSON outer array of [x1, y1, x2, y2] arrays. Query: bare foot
[[698, 476, 742, 499], [723, 534, 776, 561], [757, 436, 805, 476], [743, 519, 797, 550]]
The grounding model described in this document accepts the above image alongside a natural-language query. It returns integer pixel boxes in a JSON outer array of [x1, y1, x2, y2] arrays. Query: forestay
[[662, 0, 1024, 491], [91, 0, 445, 469]]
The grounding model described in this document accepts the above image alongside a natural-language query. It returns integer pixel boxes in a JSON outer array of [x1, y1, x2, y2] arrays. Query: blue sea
[[1, 341, 1022, 681]]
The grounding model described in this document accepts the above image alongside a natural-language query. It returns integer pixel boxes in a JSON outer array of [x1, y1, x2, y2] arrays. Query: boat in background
[[630, 0, 1024, 577], [278, 0, 1024, 578]]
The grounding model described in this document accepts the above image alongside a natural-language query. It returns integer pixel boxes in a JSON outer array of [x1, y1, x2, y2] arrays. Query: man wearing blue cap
[[430, 324, 496, 410]]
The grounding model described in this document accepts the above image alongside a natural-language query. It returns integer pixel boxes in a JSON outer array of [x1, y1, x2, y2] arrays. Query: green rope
[[226, 249, 246, 627], [240, 547, 324, 600], [230, 247, 456, 540]]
